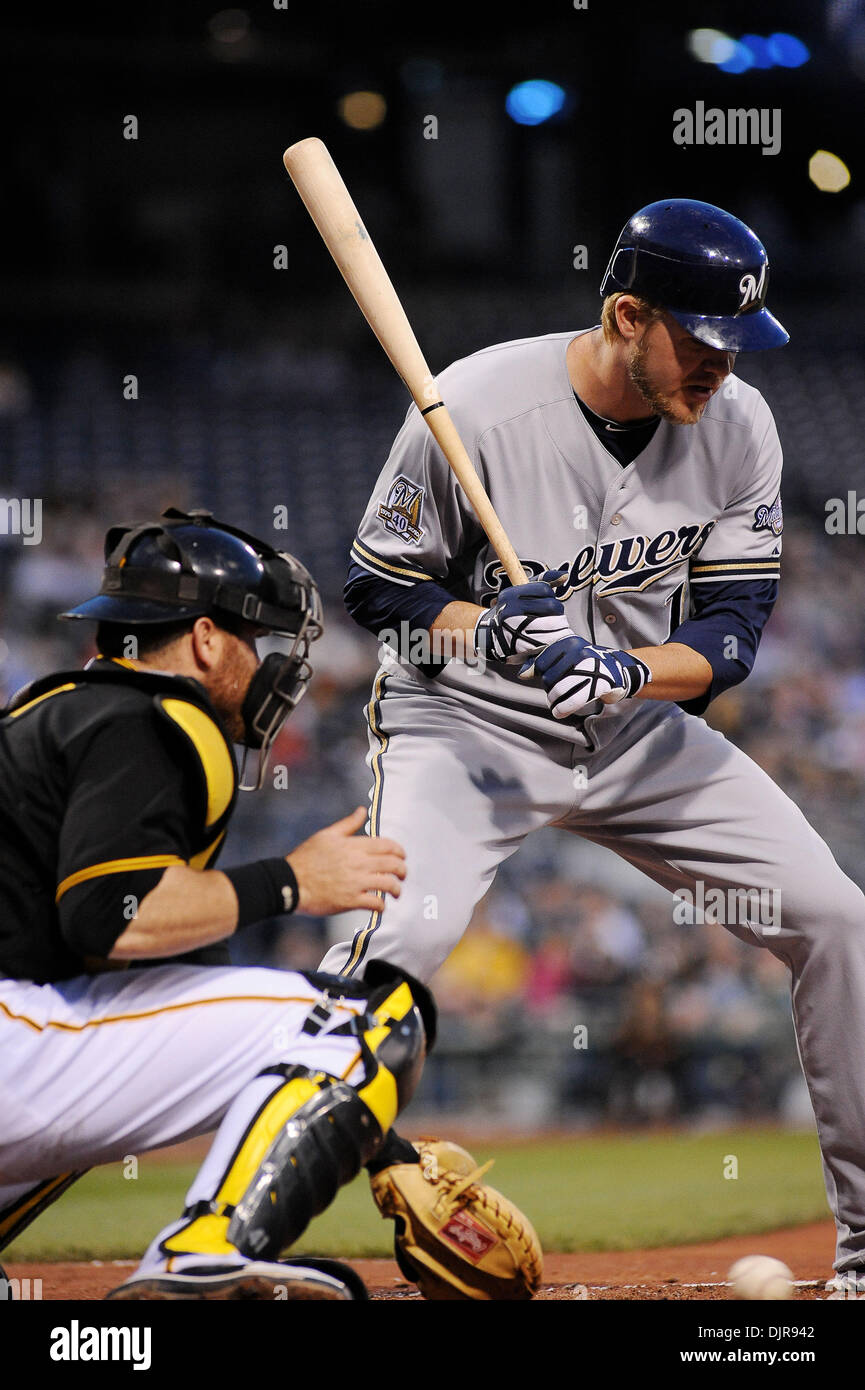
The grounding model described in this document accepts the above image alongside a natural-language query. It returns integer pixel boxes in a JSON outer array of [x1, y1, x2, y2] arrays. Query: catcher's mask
[[61, 507, 324, 790]]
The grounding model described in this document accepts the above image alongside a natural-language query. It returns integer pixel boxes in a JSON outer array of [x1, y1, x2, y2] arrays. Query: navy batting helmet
[[600, 199, 788, 352]]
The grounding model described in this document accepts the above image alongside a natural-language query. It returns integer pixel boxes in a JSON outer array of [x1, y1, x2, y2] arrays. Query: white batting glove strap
[[493, 611, 575, 660], [549, 660, 628, 717], [521, 637, 652, 719]]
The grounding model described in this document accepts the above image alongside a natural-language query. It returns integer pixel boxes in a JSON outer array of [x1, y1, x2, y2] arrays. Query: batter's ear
[[614, 295, 644, 340]]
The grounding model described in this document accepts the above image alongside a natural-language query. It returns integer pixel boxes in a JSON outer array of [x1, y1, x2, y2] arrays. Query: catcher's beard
[[627, 332, 703, 426], [203, 638, 259, 743]]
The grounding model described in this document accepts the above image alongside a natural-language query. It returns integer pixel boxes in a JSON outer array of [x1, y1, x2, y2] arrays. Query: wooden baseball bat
[[282, 137, 528, 587]]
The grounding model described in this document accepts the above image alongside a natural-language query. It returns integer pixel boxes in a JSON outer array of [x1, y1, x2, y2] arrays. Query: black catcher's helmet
[[61, 507, 323, 788]]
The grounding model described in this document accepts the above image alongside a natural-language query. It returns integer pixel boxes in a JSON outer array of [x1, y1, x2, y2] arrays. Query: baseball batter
[[322, 200, 865, 1288]]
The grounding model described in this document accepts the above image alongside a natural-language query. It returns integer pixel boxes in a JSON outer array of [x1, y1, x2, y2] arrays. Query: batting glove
[[473, 582, 573, 664], [520, 635, 652, 718]]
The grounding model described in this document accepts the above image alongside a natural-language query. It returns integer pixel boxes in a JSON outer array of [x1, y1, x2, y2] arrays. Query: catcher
[[0, 507, 540, 1301]]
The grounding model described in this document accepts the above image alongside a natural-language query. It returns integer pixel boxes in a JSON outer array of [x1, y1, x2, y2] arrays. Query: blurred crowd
[[3, 0, 864, 1137], [2, 494, 858, 1129]]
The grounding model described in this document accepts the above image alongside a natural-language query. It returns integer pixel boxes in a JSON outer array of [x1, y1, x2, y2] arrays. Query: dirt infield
[[5, 1219, 836, 1300]]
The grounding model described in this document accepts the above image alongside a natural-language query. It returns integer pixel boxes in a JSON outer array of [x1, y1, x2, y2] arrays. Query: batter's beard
[[627, 337, 703, 426]]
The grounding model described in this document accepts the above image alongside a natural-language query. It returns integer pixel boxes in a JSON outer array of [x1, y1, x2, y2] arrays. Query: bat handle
[[420, 406, 528, 587]]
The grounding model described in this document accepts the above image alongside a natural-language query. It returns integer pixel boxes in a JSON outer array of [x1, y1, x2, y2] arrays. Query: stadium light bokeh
[[718, 42, 754, 74], [809, 149, 852, 192], [688, 29, 737, 64], [740, 34, 773, 69], [505, 80, 567, 126], [768, 33, 810, 68], [688, 28, 810, 72], [338, 91, 387, 131]]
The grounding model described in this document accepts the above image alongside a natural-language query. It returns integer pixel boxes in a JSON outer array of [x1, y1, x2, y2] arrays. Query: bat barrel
[[283, 137, 528, 588]]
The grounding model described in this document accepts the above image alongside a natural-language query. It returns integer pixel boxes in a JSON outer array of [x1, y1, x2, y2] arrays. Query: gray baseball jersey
[[324, 329, 865, 1278], [349, 329, 782, 751]]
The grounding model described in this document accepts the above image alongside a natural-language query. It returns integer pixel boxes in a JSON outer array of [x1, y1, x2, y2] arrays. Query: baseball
[[727, 1255, 794, 1300]]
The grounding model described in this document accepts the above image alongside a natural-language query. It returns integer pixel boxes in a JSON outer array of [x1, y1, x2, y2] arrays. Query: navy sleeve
[[667, 577, 778, 716], [344, 561, 456, 642]]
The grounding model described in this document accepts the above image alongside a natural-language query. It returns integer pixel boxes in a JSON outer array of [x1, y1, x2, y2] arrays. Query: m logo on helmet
[[738, 263, 767, 311]]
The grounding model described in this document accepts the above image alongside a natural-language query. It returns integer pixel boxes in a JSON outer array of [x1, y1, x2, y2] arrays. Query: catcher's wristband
[[223, 857, 299, 928]]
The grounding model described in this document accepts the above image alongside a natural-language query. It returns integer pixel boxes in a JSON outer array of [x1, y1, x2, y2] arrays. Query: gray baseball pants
[[320, 669, 865, 1274]]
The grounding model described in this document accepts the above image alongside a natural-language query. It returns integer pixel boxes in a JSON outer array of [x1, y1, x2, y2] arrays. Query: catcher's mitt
[[369, 1139, 543, 1301]]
